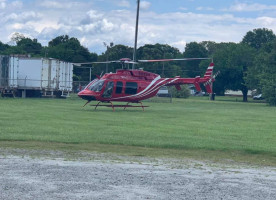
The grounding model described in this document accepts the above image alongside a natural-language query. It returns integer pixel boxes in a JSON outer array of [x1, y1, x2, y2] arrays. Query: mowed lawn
[[0, 96, 275, 159]]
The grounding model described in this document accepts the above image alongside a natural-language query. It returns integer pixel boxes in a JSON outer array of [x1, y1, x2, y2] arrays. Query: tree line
[[0, 28, 276, 105]]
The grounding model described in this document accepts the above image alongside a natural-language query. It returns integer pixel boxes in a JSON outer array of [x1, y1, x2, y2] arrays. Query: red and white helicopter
[[76, 0, 219, 111], [76, 58, 218, 111]]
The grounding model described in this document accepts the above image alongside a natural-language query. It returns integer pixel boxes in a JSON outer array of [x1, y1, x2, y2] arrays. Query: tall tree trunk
[[242, 88, 248, 102]]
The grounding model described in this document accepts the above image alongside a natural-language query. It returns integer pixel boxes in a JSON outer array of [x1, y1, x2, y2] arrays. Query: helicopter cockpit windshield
[[88, 80, 105, 92]]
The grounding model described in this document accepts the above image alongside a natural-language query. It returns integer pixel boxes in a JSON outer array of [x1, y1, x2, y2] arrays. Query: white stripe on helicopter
[[112, 77, 179, 100], [135, 78, 179, 99], [112, 75, 162, 100]]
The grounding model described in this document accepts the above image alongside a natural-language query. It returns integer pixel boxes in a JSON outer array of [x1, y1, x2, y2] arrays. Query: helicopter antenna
[[132, 0, 140, 69], [100, 71, 104, 77]]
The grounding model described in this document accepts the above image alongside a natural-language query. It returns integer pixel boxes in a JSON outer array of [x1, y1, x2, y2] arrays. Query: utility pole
[[132, 0, 140, 69], [104, 42, 108, 73], [89, 66, 92, 82], [161, 47, 165, 77], [210, 58, 215, 101]]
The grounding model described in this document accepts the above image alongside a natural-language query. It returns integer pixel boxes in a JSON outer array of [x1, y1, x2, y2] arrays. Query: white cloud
[[87, 10, 104, 21], [118, 0, 130, 8], [196, 7, 214, 11], [0, 0, 6, 9], [40, 1, 65, 8], [227, 3, 276, 12], [254, 17, 276, 34], [11, 23, 24, 30], [2, 11, 40, 23], [1, 0, 276, 54], [11, 1, 23, 8], [39, 0, 82, 9], [179, 7, 188, 11], [101, 18, 115, 32], [170, 40, 187, 51], [140, 1, 151, 10]]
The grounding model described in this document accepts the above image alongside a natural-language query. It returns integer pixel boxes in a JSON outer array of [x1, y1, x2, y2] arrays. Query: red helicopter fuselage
[[78, 62, 215, 104]]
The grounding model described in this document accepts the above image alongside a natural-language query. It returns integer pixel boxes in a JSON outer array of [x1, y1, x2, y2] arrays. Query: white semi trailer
[[0, 56, 73, 98]]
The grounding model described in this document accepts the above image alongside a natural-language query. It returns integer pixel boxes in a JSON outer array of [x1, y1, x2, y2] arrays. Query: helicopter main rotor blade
[[122, 61, 139, 64], [73, 57, 210, 66], [73, 60, 139, 66], [138, 58, 211, 63], [73, 61, 113, 66]]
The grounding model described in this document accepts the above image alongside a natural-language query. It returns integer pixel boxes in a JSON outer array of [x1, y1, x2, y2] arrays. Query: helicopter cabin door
[[102, 81, 114, 98]]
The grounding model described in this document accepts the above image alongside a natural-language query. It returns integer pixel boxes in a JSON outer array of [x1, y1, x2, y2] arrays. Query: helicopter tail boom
[[166, 62, 215, 93]]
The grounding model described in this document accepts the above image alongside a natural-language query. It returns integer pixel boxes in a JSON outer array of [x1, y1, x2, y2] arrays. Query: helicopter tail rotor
[[203, 65, 220, 94], [203, 70, 220, 86]]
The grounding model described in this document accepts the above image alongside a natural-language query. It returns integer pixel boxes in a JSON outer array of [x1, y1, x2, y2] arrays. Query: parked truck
[[0, 55, 73, 98]]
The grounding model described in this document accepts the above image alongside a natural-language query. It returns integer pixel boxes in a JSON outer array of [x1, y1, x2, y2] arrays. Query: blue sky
[[1, 0, 276, 53]]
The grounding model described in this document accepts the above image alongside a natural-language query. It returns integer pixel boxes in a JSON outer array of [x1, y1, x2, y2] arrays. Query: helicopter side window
[[89, 80, 105, 92], [125, 82, 138, 94], [102, 81, 114, 98], [115, 81, 123, 94]]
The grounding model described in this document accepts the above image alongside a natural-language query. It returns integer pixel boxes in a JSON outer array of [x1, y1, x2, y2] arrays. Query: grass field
[[0, 95, 275, 165]]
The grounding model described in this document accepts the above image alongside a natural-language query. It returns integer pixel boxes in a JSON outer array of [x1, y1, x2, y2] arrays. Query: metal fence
[[1, 78, 173, 102], [0, 78, 73, 91]]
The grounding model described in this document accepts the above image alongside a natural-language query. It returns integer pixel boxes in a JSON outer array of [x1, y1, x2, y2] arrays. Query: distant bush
[[170, 85, 190, 98], [261, 79, 276, 106]]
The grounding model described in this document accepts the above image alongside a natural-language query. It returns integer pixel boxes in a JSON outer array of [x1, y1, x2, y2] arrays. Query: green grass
[[0, 96, 275, 165]]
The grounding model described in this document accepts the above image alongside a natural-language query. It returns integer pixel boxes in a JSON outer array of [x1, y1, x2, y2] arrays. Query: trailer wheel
[[55, 91, 62, 98]]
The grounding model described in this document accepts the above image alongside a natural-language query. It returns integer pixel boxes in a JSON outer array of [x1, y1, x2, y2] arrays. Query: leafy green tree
[[0, 41, 10, 54], [183, 42, 208, 77], [213, 43, 256, 101], [0, 33, 42, 56], [245, 49, 267, 94], [242, 28, 276, 50], [48, 35, 93, 62], [16, 38, 42, 56], [10, 32, 25, 43], [243, 29, 276, 105], [200, 41, 219, 56], [137, 43, 182, 77], [48, 35, 70, 47], [95, 44, 133, 75], [197, 41, 226, 95], [48, 35, 95, 62], [47, 35, 97, 81], [104, 44, 132, 61], [250, 40, 276, 105], [261, 74, 276, 106]]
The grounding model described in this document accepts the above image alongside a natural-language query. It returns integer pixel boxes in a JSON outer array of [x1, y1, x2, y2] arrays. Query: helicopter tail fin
[[204, 62, 214, 79], [193, 62, 214, 93], [203, 62, 217, 94], [204, 83, 212, 93]]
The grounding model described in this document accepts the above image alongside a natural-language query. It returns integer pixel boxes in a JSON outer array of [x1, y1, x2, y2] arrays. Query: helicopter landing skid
[[90, 101, 148, 111], [83, 100, 91, 107], [123, 102, 148, 111]]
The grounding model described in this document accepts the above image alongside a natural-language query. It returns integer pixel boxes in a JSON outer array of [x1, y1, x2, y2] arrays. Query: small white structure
[[225, 90, 253, 97], [157, 86, 169, 97], [0, 55, 73, 97]]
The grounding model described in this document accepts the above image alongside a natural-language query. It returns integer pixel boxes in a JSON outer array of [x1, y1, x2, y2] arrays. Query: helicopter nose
[[78, 90, 96, 101]]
